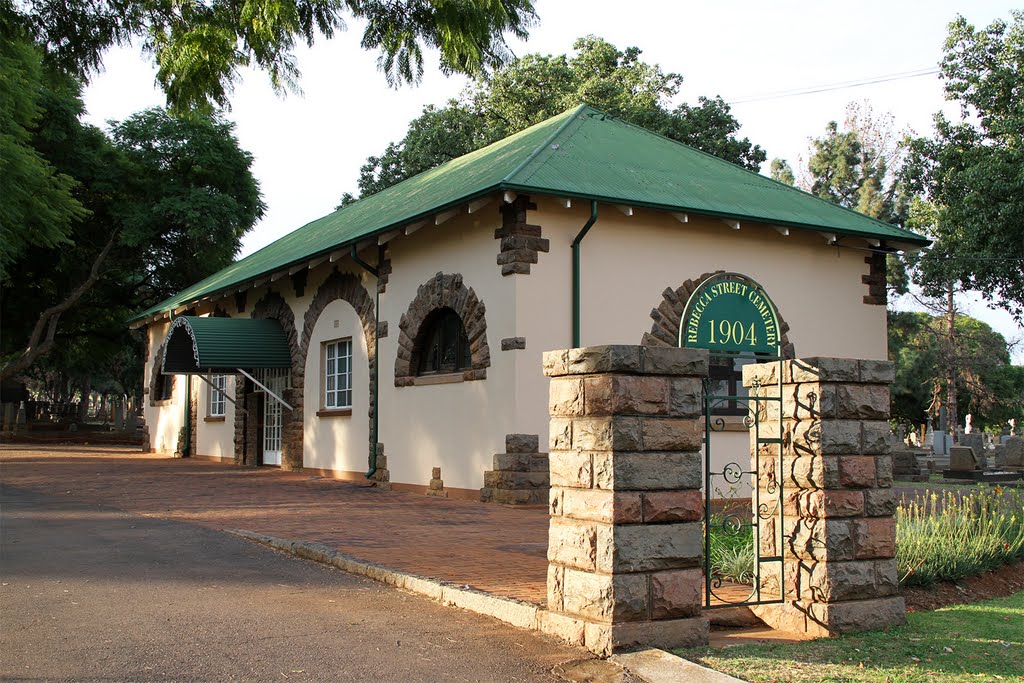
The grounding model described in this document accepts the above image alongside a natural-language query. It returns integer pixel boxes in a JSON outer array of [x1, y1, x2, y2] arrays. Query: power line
[[727, 68, 941, 105]]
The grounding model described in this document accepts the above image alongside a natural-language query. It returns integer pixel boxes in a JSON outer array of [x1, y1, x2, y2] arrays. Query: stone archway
[[300, 269, 377, 461], [641, 270, 795, 357], [394, 272, 490, 386], [233, 291, 303, 469]]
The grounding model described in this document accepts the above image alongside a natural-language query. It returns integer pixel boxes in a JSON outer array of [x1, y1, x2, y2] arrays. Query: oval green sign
[[679, 274, 781, 354]]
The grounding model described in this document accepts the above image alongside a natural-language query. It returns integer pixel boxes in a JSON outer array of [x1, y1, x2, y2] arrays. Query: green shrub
[[897, 487, 1024, 586], [706, 514, 755, 584]]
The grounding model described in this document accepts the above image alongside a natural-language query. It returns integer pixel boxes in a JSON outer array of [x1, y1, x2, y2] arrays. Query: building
[[132, 105, 928, 501]]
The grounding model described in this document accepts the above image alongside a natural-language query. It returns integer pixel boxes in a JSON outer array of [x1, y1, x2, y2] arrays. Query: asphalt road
[[0, 485, 635, 683]]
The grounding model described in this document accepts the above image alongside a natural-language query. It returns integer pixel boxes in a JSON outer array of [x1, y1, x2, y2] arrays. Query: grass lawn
[[681, 592, 1024, 682]]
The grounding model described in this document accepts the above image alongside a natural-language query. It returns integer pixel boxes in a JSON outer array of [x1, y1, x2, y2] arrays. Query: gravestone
[[892, 449, 927, 482], [960, 432, 985, 459], [993, 445, 1006, 469], [949, 446, 981, 472], [1005, 437, 1024, 468], [113, 399, 125, 431]]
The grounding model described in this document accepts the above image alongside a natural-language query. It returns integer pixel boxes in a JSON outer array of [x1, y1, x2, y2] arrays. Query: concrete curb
[[612, 649, 747, 683], [230, 530, 744, 683], [229, 530, 541, 630]]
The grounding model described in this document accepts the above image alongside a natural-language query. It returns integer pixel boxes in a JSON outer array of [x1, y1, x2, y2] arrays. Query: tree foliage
[[12, 0, 536, 113], [798, 102, 908, 225], [0, 18, 85, 278], [1, 61, 263, 384], [769, 158, 794, 186], [889, 310, 1022, 430], [903, 12, 1024, 320], [352, 36, 766, 198], [788, 102, 912, 296]]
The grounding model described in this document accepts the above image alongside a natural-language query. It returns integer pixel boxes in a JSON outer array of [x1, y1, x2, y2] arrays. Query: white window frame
[[322, 338, 353, 410], [208, 373, 227, 417]]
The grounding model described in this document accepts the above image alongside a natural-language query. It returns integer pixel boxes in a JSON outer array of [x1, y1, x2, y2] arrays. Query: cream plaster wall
[[302, 296, 370, 473], [195, 375, 235, 458], [377, 204, 517, 491], [143, 321, 185, 455]]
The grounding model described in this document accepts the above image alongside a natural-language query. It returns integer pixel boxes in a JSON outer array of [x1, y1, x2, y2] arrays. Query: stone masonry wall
[[542, 345, 710, 656], [480, 434, 549, 505], [744, 357, 905, 637]]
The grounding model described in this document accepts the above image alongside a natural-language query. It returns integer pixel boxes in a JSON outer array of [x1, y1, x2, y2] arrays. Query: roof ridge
[[501, 104, 591, 184], [590, 110, 922, 241]]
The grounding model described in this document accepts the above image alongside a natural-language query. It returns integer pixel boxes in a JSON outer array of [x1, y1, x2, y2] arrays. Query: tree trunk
[[77, 379, 91, 423], [0, 231, 118, 382], [946, 283, 958, 441]]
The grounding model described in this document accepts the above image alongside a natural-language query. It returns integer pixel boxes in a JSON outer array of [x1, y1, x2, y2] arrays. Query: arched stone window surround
[[299, 270, 377, 453], [395, 272, 490, 386], [232, 290, 304, 469], [641, 270, 795, 357]]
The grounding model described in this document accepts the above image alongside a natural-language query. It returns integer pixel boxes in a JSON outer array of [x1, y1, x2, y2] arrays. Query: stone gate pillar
[[744, 357, 906, 636], [543, 345, 710, 656]]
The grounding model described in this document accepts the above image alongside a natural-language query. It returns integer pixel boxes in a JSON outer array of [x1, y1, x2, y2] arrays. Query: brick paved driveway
[[0, 445, 550, 605]]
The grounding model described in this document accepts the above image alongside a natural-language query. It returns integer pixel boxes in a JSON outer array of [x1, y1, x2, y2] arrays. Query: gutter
[[571, 201, 599, 347], [350, 244, 382, 479]]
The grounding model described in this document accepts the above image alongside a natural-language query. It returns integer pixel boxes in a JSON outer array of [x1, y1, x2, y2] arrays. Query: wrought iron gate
[[702, 351, 786, 609]]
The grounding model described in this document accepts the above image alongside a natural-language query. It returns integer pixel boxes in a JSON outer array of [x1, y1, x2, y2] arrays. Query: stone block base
[[753, 596, 906, 637], [369, 446, 390, 488], [584, 617, 710, 656], [481, 436, 549, 505]]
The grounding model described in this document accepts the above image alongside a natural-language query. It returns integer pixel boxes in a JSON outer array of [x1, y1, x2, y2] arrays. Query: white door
[[261, 372, 285, 466]]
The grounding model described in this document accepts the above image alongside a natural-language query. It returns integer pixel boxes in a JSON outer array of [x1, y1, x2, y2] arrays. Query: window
[[154, 372, 173, 401], [323, 339, 352, 409], [708, 357, 755, 416], [208, 374, 227, 417], [417, 308, 471, 375]]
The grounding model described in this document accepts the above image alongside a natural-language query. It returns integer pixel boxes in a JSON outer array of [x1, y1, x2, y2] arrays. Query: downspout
[[571, 201, 599, 347], [350, 244, 381, 478]]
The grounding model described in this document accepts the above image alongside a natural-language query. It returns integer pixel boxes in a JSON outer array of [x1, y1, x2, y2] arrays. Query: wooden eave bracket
[[467, 197, 492, 214], [434, 208, 459, 225]]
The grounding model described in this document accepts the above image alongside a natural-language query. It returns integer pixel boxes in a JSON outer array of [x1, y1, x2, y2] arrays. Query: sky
[[80, 0, 1023, 361]]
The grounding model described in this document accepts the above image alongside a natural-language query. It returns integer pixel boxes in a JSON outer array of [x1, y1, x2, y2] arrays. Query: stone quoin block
[[595, 523, 702, 574]]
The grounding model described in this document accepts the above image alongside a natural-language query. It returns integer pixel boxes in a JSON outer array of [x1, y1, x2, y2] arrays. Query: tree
[[889, 310, 1022, 432], [903, 12, 1024, 321], [11, 0, 537, 113], [789, 102, 913, 296], [798, 102, 907, 225], [352, 36, 766, 198], [1, 99, 263, 382]]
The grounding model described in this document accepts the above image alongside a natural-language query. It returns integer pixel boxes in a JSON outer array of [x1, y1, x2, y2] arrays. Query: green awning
[[161, 316, 292, 374]]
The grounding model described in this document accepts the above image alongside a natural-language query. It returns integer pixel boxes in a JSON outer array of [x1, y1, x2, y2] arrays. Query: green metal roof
[[162, 316, 292, 373], [133, 105, 928, 323]]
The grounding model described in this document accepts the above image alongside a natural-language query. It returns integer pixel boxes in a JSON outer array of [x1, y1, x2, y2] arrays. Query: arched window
[[417, 308, 471, 375]]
